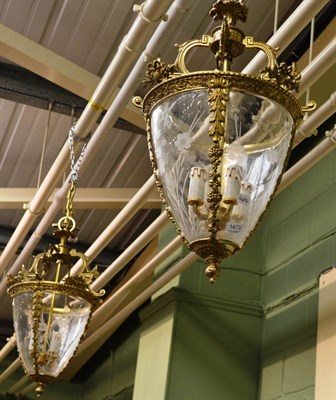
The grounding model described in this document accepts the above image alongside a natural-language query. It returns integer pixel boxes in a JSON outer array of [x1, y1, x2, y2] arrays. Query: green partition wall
[[258, 148, 336, 400]]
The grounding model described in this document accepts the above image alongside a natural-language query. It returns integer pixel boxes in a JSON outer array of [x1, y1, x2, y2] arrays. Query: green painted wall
[[258, 149, 336, 400], [81, 324, 140, 400], [166, 288, 262, 400]]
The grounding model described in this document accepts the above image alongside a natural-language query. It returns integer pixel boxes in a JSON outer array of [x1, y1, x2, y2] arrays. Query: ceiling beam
[[0, 188, 161, 209], [0, 225, 123, 267], [0, 62, 145, 135], [0, 24, 145, 129]]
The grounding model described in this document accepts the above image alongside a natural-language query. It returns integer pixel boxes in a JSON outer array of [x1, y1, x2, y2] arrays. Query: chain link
[[68, 123, 90, 184]]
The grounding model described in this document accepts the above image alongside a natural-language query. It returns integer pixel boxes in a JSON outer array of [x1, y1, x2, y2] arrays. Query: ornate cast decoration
[[209, 0, 247, 23], [142, 57, 179, 87]]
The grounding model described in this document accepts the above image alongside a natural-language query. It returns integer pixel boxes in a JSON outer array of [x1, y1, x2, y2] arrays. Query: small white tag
[[227, 222, 244, 233], [238, 193, 250, 205]]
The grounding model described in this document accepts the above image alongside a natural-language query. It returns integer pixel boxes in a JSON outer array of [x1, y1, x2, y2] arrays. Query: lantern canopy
[[134, 0, 313, 282]]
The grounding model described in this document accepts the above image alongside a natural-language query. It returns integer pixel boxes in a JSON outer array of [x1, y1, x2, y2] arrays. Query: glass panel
[[150, 89, 293, 248], [13, 290, 91, 378]]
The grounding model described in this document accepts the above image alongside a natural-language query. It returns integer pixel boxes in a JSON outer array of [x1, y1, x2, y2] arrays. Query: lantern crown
[[138, 0, 302, 93]]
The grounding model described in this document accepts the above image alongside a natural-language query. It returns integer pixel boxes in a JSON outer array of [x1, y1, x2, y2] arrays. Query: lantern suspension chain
[[60, 125, 90, 232], [68, 123, 90, 185]]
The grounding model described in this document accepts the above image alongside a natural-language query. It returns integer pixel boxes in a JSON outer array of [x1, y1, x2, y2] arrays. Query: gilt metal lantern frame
[[134, 0, 314, 282]]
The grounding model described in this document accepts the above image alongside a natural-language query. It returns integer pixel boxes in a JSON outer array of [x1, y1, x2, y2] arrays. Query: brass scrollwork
[[132, 96, 143, 109], [243, 36, 278, 70], [301, 100, 317, 112], [175, 35, 213, 74]]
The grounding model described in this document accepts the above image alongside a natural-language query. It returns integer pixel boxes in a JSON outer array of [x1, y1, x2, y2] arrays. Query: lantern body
[[146, 73, 299, 260], [7, 237, 103, 396], [12, 289, 91, 382]]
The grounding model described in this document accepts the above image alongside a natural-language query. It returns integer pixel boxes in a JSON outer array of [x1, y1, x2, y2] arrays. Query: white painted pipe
[[279, 135, 336, 193], [0, 0, 173, 276], [242, 0, 330, 75], [89, 212, 169, 290], [87, 236, 183, 334], [18, 382, 37, 397], [0, 357, 21, 383], [70, 176, 156, 274], [79, 252, 198, 353], [0, 0, 194, 371], [0, 334, 16, 362], [294, 91, 336, 147], [298, 38, 336, 96], [12, 0, 193, 281], [7, 374, 29, 394], [0, 0, 194, 287], [73, 0, 171, 138]]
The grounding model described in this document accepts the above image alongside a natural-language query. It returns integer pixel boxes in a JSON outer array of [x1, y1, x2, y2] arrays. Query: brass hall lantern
[[134, 0, 313, 282], [7, 132, 104, 396]]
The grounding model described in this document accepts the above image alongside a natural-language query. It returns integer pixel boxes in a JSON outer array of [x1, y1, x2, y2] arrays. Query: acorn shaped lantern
[[134, 0, 315, 283], [7, 128, 104, 396]]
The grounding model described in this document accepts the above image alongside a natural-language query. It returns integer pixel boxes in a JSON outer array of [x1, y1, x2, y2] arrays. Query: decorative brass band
[[190, 238, 239, 283], [189, 238, 239, 260], [142, 71, 303, 125], [7, 280, 102, 307], [29, 373, 56, 384]]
